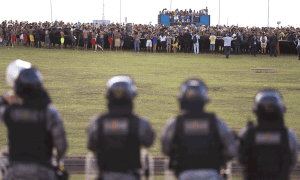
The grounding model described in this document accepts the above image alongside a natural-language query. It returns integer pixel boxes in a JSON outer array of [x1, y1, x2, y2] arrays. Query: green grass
[[1, 46, 300, 158]]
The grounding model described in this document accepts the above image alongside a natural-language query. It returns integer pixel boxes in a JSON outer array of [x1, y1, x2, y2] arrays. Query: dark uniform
[[87, 75, 155, 180], [161, 79, 237, 180], [0, 60, 68, 180], [238, 89, 298, 180], [269, 33, 278, 57]]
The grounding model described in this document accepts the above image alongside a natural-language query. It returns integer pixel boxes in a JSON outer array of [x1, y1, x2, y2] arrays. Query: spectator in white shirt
[[222, 34, 234, 58], [260, 33, 268, 55], [160, 32, 167, 53], [192, 32, 200, 54]]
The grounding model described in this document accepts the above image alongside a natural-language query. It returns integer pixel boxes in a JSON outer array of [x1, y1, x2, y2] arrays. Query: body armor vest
[[96, 112, 141, 173], [245, 124, 291, 180], [4, 105, 53, 167], [169, 112, 223, 176]]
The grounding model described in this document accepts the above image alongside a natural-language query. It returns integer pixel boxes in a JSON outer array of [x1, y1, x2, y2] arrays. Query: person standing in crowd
[[6, 27, 11, 47], [35, 27, 42, 48], [249, 34, 259, 57], [172, 34, 178, 53], [29, 27, 34, 48], [95, 28, 100, 52], [83, 28, 89, 51], [11, 27, 16, 48], [120, 29, 125, 51], [87, 75, 155, 180], [183, 29, 192, 53], [161, 78, 237, 180], [242, 32, 249, 53], [114, 30, 121, 51], [0, 27, 3, 47], [166, 33, 172, 53], [91, 29, 96, 51], [153, 33, 158, 53], [238, 89, 298, 180], [107, 29, 114, 51], [234, 33, 241, 55], [269, 32, 277, 57], [247, 32, 254, 55], [192, 31, 200, 54], [146, 31, 153, 53], [295, 35, 300, 60], [0, 60, 68, 180], [99, 28, 105, 51], [72, 28, 78, 50], [160, 32, 167, 53], [23, 27, 28, 46], [287, 32, 295, 42], [222, 33, 234, 58], [260, 33, 268, 55], [2, 24, 6, 43], [44, 27, 51, 49], [133, 32, 140, 53], [16, 26, 20, 46], [209, 33, 217, 54], [178, 32, 184, 52], [60, 29, 65, 50]]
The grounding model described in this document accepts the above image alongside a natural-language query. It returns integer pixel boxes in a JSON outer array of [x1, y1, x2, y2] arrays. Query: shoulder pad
[[47, 105, 62, 121], [0, 106, 7, 123]]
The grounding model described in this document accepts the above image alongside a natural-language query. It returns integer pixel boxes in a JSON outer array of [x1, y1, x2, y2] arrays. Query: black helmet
[[253, 89, 285, 118], [178, 79, 209, 110], [106, 75, 137, 102], [14, 67, 44, 98]]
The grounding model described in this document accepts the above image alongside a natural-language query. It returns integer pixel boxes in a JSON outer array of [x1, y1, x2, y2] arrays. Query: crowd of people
[[0, 59, 298, 180], [1, 19, 300, 59]]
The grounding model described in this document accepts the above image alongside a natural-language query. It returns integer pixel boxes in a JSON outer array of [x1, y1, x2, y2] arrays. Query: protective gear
[[14, 67, 44, 99], [169, 113, 223, 177], [1, 60, 68, 180], [238, 89, 297, 180], [0, 148, 9, 180], [4, 107, 53, 168], [96, 113, 141, 175], [253, 89, 286, 115], [243, 126, 291, 180], [6, 59, 32, 89], [106, 75, 137, 102], [85, 150, 154, 180], [87, 75, 155, 180], [177, 79, 209, 110], [161, 78, 237, 180]]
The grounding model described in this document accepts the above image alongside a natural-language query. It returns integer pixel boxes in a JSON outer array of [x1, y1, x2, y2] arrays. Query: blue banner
[[160, 15, 170, 26], [200, 15, 210, 26]]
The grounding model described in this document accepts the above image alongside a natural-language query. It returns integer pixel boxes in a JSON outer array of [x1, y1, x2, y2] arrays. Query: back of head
[[106, 75, 137, 107], [253, 89, 285, 122], [178, 78, 209, 111], [14, 67, 44, 99]]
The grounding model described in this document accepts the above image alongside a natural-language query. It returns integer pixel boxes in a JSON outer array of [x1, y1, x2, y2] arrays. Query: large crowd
[[1, 19, 300, 59]]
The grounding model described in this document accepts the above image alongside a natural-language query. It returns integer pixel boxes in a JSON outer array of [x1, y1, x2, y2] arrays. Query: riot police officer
[[0, 60, 68, 180], [238, 89, 298, 180], [160, 78, 237, 180], [87, 75, 155, 180]]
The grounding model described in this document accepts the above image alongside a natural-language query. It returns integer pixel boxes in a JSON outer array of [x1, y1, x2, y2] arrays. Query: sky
[[1, 0, 299, 28]]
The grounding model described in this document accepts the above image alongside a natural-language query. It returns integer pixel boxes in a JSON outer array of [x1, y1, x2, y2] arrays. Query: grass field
[[0, 46, 300, 179]]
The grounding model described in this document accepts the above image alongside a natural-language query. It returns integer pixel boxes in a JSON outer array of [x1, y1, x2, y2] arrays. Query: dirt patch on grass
[[210, 86, 224, 91], [251, 68, 277, 73]]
